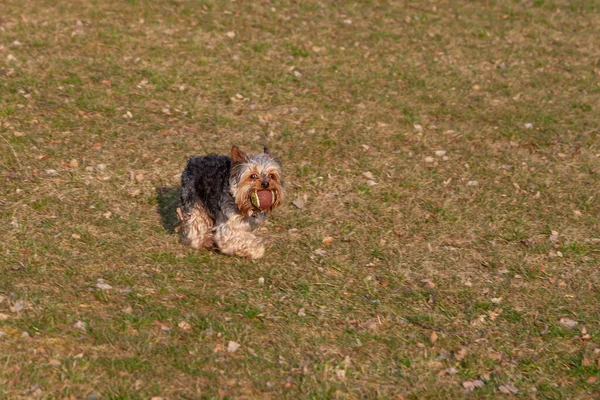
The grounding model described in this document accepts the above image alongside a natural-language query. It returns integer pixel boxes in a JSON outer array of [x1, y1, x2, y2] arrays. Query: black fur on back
[[180, 155, 239, 225]]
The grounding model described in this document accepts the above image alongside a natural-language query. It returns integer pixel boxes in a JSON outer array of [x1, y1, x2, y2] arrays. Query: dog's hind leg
[[178, 203, 214, 249]]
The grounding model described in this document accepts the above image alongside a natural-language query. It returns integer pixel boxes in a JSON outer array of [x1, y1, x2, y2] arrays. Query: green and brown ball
[[251, 190, 274, 210]]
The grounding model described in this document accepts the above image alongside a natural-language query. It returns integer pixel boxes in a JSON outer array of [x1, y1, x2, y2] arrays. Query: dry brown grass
[[1, 0, 599, 398]]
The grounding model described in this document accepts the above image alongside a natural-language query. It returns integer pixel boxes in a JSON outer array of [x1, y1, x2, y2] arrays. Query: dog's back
[[180, 155, 232, 220]]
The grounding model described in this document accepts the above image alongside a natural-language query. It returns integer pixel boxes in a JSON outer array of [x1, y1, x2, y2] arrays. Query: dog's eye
[[250, 174, 258, 180], [268, 174, 275, 180]]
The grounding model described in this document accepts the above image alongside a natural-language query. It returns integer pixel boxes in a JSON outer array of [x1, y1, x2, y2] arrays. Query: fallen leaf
[[10, 300, 24, 313], [322, 236, 334, 246], [225, 31, 235, 38], [362, 171, 375, 180], [74, 321, 87, 331], [455, 348, 468, 361], [213, 344, 224, 353], [178, 321, 192, 331], [292, 196, 305, 209], [96, 281, 113, 290], [582, 357, 592, 367], [498, 384, 518, 394], [421, 279, 435, 288], [48, 359, 61, 367], [462, 381, 475, 392], [430, 331, 438, 345], [314, 248, 327, 256], [587, 376, 597, 384], [227, 341, 241, 353], [488, 350, 503, 361], [559, 317, 578, 328]]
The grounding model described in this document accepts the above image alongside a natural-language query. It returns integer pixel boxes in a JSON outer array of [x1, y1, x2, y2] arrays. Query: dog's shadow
[[156, 186, 180, 234]]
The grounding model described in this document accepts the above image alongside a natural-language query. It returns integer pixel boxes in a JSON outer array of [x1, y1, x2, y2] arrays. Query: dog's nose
[[261, 180, 269, 189]]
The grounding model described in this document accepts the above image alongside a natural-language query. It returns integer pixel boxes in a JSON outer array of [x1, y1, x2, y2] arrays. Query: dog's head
[[229, 145, 284, 216]]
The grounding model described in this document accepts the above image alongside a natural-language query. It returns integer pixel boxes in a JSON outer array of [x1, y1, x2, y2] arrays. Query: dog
[[177, 145, 284, 259]]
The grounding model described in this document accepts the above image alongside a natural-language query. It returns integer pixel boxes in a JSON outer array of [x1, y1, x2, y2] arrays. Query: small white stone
[[524, 123, 533, 129], [467, 180, 479, 186], [435, 150, 446, 157], [413, 124, 423, 132], [424, 156, 435, 163], [258, 277, 265, 285]]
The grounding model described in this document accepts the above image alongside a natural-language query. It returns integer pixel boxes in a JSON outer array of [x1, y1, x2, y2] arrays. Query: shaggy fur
[[178, 146, 284, 259]]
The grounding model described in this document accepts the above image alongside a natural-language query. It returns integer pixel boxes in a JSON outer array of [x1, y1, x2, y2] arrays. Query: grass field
[[1, 0, 600, 398]]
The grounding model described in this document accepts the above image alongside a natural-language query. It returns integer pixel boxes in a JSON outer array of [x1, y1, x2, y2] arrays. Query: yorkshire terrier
[[177, 145, 284, 259]]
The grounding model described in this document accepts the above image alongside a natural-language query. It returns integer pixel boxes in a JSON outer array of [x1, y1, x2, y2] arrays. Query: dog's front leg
[[213, 214, 265, 259]]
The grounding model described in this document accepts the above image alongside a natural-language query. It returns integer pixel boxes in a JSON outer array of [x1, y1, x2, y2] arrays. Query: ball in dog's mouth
[[251, 190, 274, 210]]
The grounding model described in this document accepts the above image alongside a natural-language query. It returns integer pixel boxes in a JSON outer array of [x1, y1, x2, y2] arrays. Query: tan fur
[[233, 166, 284, 216], [213, 215, 265, 259], [178, 205, 214, 249]]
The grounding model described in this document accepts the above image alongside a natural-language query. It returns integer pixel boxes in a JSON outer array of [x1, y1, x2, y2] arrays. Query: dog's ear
[[231, 145, 249, 164], [263, 146, 270, 155]]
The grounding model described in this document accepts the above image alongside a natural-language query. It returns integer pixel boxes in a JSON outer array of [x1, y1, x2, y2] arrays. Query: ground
[[1, 0, 599, 398]]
